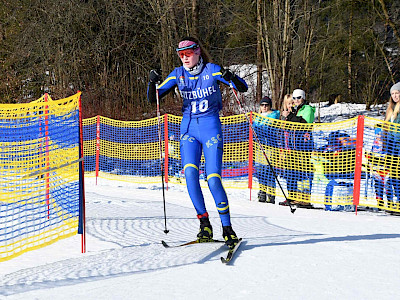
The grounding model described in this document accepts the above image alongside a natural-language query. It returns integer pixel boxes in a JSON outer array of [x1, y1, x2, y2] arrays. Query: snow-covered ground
[[1, 102, 399, 300], [314, 102, 386, 122]]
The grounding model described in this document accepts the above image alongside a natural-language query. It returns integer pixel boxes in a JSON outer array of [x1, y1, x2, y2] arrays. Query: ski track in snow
[[1, 180, 400, 299], [1, 104, 399, 299], [0, 187, 316, 297]]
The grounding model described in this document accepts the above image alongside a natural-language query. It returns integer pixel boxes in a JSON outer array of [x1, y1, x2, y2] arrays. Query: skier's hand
[[149, 69, 162, 83], [221, 67, 247, 92], [221, 68, 234, 82]]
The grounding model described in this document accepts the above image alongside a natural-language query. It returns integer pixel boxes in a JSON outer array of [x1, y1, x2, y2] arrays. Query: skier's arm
[[216, 66, 248, 93], [147, 69, 177, 103]]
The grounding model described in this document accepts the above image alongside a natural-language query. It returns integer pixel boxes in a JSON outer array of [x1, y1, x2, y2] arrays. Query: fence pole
[[78, 92, 86, 253], [164, 114, 169, 190], [95, 115, 100, 185], [44, 93, 50, 219], [353, 115, 365, 215], [248, 112, 254, 201]]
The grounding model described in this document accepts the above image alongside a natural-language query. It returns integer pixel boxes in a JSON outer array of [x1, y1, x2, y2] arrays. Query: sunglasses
[[260, 103, 270, 107], [177, 49, 196, 59], [293, 96, 303, 100]]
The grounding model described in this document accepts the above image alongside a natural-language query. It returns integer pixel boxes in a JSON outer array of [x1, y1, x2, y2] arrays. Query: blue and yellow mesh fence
[[83, 114, 251, 188], [83, 112, 400, 214], [2, 102, 399, 261], [0, 93, 82, 262]]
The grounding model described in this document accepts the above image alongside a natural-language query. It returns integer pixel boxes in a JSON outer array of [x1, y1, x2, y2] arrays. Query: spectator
[[279, 89, 315, 208], [321, 131, 356, 211], [258, 96, 280, 118], [365, 125, 388, 211], [253, 96, 280, 203], [284, 89, 315, 123], [281, 94, 293, 120], [384, 82, 400, 212]]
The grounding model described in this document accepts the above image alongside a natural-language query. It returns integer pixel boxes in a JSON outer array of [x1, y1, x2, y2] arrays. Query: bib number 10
[[191, 100, 209, 113]]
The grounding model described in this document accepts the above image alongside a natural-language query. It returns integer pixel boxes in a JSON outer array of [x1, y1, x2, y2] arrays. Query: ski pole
[[229, 83, 296, 214], [156, 83, 169, 233]]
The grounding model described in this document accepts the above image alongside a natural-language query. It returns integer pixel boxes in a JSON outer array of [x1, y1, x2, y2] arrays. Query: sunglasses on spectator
[[293, 96, 303, 100], [260, 103, 270, 107], [177, 49, 196, 59]]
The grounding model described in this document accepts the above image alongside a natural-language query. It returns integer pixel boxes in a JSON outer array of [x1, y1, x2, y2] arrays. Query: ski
[[161, 239, 224, 248], [221, 238, 243, 264]]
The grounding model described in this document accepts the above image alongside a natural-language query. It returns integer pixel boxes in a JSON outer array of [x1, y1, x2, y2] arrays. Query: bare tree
[[375, 0, 400, 47], [256, 0, 263, 102], [261, 0, 296, 109]]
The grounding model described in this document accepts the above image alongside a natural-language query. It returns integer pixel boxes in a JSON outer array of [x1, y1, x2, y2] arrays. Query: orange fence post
[[95, 115, 100, 185], [248, 112, 253, 201], [353, 115, 364, 214]]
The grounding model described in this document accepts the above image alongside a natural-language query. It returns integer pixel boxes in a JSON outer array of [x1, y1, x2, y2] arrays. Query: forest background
[[0, 0, 399, 120]]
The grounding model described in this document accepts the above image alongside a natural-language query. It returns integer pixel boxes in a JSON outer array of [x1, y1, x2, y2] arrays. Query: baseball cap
[[292, 89, 305, 99], [260, 96, 272, 106]]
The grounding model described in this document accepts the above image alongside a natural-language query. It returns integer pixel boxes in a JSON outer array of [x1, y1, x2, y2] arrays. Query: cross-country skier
[[147, 37, 248, 248]]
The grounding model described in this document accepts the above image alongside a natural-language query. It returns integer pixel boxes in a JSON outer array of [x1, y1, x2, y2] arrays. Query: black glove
[[149, 69, 162, 83], [221, 67, 248, 93], [221, 68, 234, 82]]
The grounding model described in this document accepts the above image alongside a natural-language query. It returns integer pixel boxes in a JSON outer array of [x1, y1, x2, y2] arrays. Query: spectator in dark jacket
[[279, 89, 315, 208]]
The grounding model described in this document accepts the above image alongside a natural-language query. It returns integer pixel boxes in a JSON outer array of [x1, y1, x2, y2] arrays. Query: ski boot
[[258, 190, 267, 202], [197, 217, 213, 242], [222, 225, 239, 249], [279, 200, 290, 206], [266, 194, 276, 204]]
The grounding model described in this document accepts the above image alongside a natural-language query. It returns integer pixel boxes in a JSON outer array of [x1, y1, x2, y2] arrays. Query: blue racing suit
[[149, 63, 248, 226]]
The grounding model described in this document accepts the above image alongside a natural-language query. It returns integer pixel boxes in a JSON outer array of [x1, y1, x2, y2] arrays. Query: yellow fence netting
[[0, 93, 82, 262], [83, 113, 400, 213]]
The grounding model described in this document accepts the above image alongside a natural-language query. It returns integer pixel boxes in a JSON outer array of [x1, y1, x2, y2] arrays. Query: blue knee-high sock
[[207, 174, 231, 226]]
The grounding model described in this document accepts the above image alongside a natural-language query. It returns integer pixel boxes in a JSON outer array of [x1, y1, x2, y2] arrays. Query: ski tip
[[161, 240, 169, 248], [221, 238, 243, 264]]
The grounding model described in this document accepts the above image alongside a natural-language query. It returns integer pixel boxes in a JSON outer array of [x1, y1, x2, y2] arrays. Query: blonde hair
[[385, 96, 400, 122], [282, 94, 293, 111]]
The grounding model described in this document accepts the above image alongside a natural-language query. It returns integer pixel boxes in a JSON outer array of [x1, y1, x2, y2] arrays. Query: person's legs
[[198, 116, 231, 226], [180, 118, 213, 241], [256, 164, 267, 202], [386, 177, 394, 208], [392, 177, 400, 205], [264, 165, 276, 203], [324, 179, 337, 211], [279, 169, 297, 206], [373, 173, 385, 208], [199, 115, 238, 248], [180, 135, 206, 215]]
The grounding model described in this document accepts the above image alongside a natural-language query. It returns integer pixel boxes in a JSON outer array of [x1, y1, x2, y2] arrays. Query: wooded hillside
[[0, 0, 399, 120]]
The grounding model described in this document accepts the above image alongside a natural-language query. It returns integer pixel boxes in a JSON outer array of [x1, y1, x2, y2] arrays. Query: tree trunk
[[192, 0, 199, 37], [256, 0, 263, 102], [377, 0, 400, 47], [347, 2, 353, 101]]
